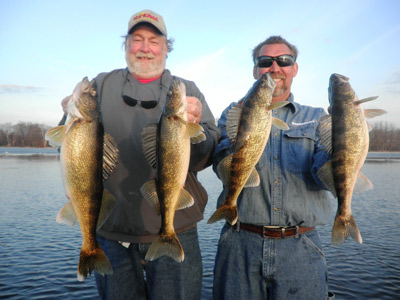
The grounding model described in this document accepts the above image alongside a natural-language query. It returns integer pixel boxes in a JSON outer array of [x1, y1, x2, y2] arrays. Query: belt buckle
[[263, 226, 286, 239], [263, 225, 300, 239], [295, 225, 299, 238]]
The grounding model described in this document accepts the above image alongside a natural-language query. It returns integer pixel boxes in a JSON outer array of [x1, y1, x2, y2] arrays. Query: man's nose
[[269, 61, 280, 72], [140, 40, 150, 52]]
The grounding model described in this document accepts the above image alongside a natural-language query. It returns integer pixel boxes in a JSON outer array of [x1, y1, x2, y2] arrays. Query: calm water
[[0, 148, 399, 299]]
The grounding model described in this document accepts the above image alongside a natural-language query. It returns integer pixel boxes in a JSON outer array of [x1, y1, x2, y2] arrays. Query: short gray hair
[[252, 35, 298, 64]]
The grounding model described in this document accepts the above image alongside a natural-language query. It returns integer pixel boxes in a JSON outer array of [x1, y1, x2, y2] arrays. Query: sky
[[1, 0, 399, 128]]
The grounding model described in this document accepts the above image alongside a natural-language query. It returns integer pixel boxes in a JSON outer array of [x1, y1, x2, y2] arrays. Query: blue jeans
[[213, 224, 329, 300], [95, 227, 202, 300]]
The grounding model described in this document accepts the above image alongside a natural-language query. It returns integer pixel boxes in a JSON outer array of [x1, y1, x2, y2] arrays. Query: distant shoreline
[[1, 147, 400, 161]]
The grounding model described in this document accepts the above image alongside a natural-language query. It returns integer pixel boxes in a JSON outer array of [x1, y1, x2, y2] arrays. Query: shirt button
[[274, 179, 279, 184], [274, 207, 279, 211], [274, 132, 278, 137], [274, 111, 278, 115], [274, 156, 278, 160], [303, 132, 307, 136]]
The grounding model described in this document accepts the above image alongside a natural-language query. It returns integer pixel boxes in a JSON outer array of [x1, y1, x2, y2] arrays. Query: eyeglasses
[[255, 55, 295, 68]]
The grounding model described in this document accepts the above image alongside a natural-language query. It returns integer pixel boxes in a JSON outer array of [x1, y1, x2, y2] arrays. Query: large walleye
[[318, 73, 386, 245], [46, 77, 119, 281], [207, 72, 289, 226], [140, 79, 206, 262]]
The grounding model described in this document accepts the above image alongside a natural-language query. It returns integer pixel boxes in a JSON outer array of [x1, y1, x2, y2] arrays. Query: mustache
[[136, 52, 155, 59], [271, 74, 286, 80]]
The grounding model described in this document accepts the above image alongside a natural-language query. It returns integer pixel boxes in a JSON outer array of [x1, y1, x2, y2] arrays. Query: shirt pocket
[[283, 123, 318, 173]]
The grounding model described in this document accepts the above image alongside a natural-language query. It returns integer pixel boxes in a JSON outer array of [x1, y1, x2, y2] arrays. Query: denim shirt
[[213, 94, 334, 227]]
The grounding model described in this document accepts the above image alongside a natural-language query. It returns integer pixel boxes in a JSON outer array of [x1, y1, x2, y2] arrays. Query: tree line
[[0, 122, 51, 148], [0, 121, 399, 151], [368, 121, 400, 151]]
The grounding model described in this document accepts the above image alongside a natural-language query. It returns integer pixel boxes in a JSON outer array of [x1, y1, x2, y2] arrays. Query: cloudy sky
[[1, 0, 399, 127]]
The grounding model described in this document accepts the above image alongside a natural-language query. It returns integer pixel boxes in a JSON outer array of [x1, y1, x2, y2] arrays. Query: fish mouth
[[259, 72, 277, 89], [330, 73, 349, 85]]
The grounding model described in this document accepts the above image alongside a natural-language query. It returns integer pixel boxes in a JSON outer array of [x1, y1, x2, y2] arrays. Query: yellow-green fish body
[[318, 73, 386, 245], [46, 77, 118, 280], [208, 72, 289, 225], [141, 79, 206, 262]]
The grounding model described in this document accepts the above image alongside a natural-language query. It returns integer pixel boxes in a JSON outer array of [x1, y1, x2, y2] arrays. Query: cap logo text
[[134, 13, 159, 23]]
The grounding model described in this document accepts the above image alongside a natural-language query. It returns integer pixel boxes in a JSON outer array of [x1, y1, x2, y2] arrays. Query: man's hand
[[186, 96, 202, 123]]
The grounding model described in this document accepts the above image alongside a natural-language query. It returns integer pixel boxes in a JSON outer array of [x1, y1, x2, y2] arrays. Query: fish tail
[[77, 247, 113, 281], [145, 234, 184, 263], [207, 204, 238, 225], [331, 214, 363, 246]]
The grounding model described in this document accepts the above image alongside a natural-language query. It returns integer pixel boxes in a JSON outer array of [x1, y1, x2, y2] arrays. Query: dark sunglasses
[[255, 55, 295, 68], [121, 72, 159, 109], [122, 95, 158, 109]]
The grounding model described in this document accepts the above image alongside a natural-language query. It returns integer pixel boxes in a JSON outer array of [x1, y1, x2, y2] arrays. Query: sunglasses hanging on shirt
[[122, 95, 158, 109], [256, 55, 295, 68], [121, 71, 160, 109]]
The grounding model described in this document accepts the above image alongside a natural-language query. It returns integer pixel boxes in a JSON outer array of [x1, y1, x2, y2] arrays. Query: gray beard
[[125, 50, 166, 78]]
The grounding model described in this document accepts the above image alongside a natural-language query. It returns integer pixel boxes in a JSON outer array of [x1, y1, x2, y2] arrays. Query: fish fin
[[67, 98, 85, 121], [364, 109, 387, 119], [102, 133, 119, 181], [316, 161, 337, 197], [271, 117, 289, 130], [176, 188, 194, 210], [140, 179, 160, 215], [331, 214, 362, 246], [354, 96, 379, 105], [77, 247, 113, 281], [45, 125, 66, 147], [96, 189, 117, 230], [207, 204, 238, 225], [56, 202, 77, 226], [145, 234, 184, 263], [64, 118, 81, 135], [268, 100, 290, 110], [141, 124, 158, 168], [366, 121, 373, 132], [187, 122, 206, 144], [354, 172, 373, 194], [226, 105, 242, 142], [317, 115, 333, 154], [216, 154, 233, 186], [244, 168, 260, 187]]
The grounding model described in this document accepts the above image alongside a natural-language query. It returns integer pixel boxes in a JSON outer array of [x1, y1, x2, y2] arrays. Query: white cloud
[[0, 84, 42, 94]]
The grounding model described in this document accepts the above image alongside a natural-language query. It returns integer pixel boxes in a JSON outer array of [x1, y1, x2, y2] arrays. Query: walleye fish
[[140, 79, 206, 262], [207, 72, 289, 226], [318, 73, 386, 246], [46, 77, 119, 280]]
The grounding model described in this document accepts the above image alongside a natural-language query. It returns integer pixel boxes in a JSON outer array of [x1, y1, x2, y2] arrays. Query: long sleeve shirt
[[213, 94, 333, 227]]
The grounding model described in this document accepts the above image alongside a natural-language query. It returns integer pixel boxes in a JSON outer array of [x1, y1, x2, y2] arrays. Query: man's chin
[[273, 89, 285, 98], [127, 62, 165, 79]]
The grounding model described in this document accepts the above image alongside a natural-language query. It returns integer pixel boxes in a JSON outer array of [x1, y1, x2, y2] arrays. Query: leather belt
[[238, 222, 315, 239]]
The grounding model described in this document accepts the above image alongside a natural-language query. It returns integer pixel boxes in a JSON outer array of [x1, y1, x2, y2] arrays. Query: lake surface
[[0, 148, 399, 299]]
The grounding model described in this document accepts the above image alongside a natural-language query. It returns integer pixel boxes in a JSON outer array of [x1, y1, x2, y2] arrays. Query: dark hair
[[252, 35, 298, 64]]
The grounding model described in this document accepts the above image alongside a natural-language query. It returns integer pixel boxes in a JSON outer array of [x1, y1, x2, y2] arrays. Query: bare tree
[[369, 121, 400, 151]]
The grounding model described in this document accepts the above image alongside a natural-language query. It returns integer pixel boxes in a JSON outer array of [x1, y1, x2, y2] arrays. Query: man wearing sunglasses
[[59, 9, 219, 300], [212, 36, 334, 299]]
